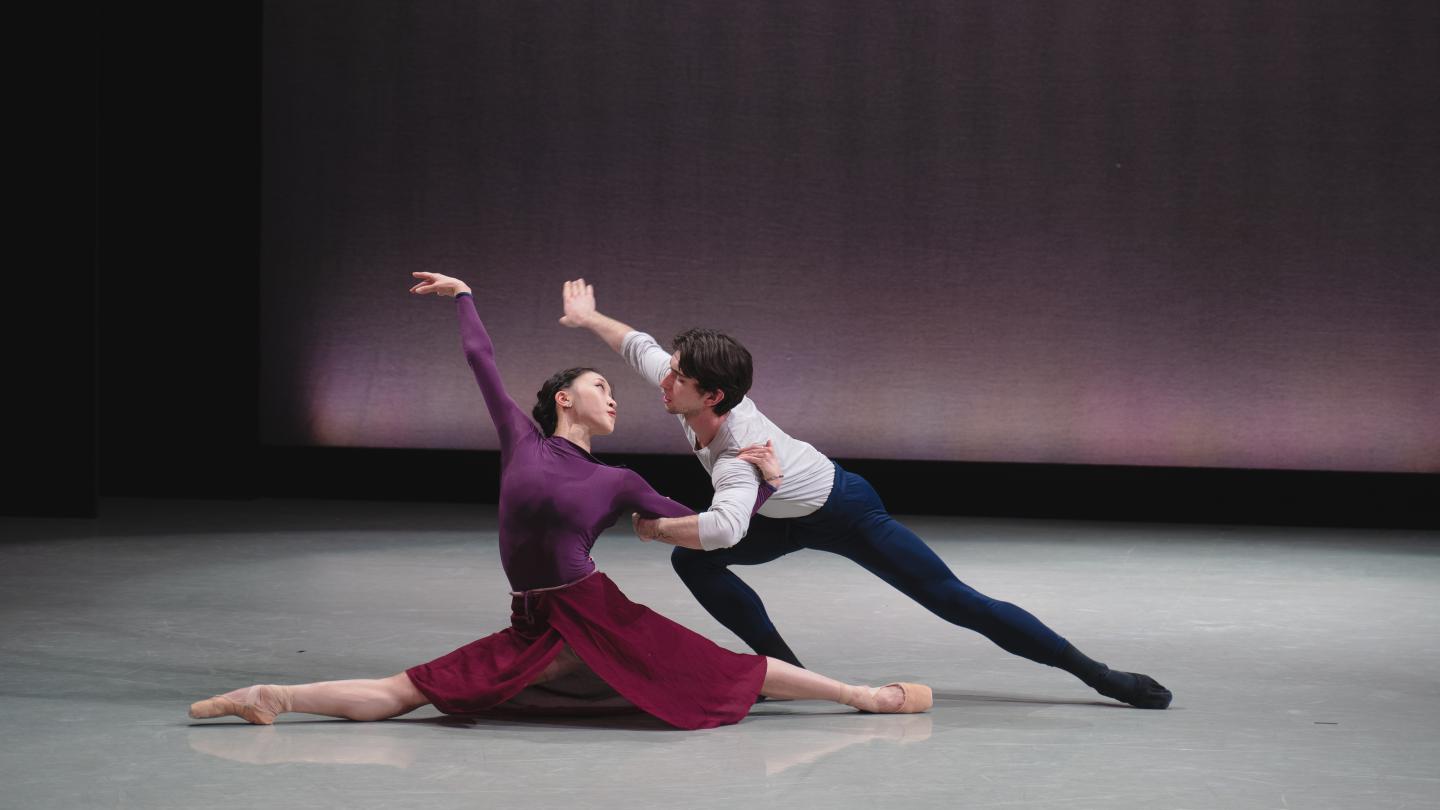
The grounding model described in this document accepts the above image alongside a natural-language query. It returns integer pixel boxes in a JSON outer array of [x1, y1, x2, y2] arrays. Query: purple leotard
[[453, 293, 771, 591]]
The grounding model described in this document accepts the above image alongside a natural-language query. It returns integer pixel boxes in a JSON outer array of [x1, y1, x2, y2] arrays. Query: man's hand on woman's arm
[[632, 513, 704, 550]]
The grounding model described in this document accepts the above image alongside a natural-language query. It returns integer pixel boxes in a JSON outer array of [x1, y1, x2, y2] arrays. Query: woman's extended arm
[[411, 272, 536, 449]]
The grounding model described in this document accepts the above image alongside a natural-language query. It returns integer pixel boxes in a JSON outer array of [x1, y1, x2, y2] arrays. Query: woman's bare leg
[[759, 658, 929, 713], [286, 673, 429, 720], [190, 673, 429, 724], [531, 644, 584, 685]]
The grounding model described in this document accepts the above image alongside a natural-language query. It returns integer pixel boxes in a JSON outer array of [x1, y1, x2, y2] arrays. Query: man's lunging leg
[[670, 519, 806, 668]]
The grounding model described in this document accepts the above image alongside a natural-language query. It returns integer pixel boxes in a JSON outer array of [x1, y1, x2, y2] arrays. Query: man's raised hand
[[559, 278, 597, 328]]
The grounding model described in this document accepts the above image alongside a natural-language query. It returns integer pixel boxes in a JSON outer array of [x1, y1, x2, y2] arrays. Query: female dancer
[[189, 272, 930, 730]]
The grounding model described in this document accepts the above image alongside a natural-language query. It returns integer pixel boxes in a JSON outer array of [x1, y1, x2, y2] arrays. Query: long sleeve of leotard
[[618, 471, 695, 520], [752, 482, 776, 513], [456, 293, 537, 449], [619, 470, 776, 519]]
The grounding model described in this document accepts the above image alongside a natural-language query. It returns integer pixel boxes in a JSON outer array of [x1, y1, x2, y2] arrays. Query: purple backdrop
[[262, 1, 1439, 472]]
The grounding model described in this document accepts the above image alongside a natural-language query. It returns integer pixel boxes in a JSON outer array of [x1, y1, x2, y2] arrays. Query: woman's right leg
[[759, 657, 931, 714], [190, 672, 430, 724]]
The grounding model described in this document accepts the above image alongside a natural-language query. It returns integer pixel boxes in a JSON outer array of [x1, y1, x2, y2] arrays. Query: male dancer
[[558, 279, 1172, 709]]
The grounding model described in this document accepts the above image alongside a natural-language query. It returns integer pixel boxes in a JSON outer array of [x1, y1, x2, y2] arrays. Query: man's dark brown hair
[[670, 328, 753, 416]]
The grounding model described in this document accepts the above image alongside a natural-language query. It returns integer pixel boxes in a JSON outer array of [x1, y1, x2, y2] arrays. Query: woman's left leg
[[190, 672, 430, 724]]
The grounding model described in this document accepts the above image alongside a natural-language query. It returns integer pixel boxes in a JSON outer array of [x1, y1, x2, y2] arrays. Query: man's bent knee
[[670, 545, 708, 574]]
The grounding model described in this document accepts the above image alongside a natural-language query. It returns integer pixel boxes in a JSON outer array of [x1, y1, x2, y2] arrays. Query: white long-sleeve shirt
[[621, 330, 835, 550]]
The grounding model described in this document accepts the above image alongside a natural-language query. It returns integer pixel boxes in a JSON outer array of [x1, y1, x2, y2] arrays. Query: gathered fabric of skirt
[[405, 571, 768, 730]]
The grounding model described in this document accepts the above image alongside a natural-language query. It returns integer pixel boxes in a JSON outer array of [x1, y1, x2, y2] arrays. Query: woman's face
[[561, 371, 617, 435]]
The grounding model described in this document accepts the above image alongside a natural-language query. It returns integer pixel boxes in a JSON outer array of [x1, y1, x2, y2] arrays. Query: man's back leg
[[806, 474, 1172, 709]]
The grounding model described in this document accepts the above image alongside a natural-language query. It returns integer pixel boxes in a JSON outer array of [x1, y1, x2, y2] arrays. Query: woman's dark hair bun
[[533, 367, 599, 436]]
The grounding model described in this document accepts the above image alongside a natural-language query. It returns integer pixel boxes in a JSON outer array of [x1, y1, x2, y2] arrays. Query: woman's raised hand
[[410, 272, 472, 298], [737, 440, 782, 487]]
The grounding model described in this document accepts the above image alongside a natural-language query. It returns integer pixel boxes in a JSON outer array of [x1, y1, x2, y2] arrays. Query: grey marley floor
[[1, 499, 1436, 810]]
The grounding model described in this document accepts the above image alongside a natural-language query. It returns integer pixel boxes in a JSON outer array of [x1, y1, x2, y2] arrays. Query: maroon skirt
[[405, 571, 768, 730]]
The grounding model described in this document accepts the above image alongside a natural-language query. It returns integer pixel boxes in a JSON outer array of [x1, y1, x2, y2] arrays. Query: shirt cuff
[[697, 511, 739, 551]]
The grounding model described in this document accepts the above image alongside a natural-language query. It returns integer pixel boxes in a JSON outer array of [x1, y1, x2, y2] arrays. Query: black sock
[[1054, 643, 1172, 710], [1055, 642, 1108, 683]]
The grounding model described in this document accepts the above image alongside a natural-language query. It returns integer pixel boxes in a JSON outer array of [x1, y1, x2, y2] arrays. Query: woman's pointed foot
[[189, 685, 292, 724], [881, 682, 933, 713], [848, 682, 933, 714]]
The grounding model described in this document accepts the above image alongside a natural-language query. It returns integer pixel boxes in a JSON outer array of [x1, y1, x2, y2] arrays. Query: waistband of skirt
[[509, 567, 600, 599]]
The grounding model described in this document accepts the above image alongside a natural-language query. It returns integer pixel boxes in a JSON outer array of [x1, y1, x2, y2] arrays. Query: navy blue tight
[[671, 463, 1072, 670]]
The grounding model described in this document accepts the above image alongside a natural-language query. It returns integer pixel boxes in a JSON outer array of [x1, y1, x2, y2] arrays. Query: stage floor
[[2, 499, 1436, 809]]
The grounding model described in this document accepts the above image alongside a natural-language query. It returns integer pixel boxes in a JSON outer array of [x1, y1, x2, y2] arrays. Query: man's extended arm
[[632, 513, 704, 549], [633, 475, 775, 550], [634, 456, 772, 550]]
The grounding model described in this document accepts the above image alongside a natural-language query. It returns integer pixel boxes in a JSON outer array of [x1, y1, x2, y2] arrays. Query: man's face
[[659, 351, 719, 416]]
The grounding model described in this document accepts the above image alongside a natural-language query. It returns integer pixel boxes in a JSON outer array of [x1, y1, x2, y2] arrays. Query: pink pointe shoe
[[881, 682, 933, 714], [189, 685, 291, 725], [846, 680, 938, 711]]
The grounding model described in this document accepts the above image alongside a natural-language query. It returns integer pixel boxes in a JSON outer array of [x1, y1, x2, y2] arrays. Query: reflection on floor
[[2, 498, 1436, 809]]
